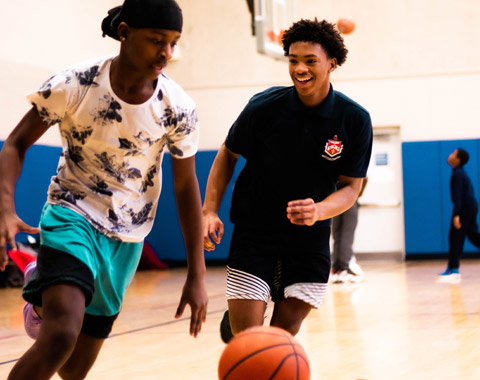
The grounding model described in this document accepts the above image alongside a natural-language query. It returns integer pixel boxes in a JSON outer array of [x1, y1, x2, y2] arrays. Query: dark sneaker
[[220, 309, 233, 343]]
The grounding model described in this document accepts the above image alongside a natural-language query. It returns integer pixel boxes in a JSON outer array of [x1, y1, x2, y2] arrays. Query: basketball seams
[[218, 326, 310, 380], [268, 352, 306, 380], [222, 343, 298, 380], [286, 333, 309, 380], [291, 340, 300, 380]]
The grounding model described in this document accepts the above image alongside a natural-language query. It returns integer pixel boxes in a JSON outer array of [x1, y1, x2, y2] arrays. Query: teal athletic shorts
[[23, 203, 144, 338]]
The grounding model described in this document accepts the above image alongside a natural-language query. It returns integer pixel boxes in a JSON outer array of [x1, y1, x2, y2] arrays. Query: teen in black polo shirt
[[203, 18, 372, 342]]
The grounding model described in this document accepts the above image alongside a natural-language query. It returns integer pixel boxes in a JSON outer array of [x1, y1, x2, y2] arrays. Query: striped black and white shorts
[[226, 224, 331, 309]]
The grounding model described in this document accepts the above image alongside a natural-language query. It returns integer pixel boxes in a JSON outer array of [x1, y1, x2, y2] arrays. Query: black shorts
[[227, 224, 331, 306], [23, 245, 118, 339]]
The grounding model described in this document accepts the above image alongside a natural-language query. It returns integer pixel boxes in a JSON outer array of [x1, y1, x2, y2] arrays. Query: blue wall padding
[[402, 139, 480, 257], [4, 141, 243, 262], [402, 141, 444, 253], [148, 151, 245, 262], [0, 142, 61, 244], [11, 138, 480, 261]]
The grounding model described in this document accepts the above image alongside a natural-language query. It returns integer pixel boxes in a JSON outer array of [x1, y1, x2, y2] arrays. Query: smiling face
[[119, 24, 181, 80], [288, 41, 337, 107]]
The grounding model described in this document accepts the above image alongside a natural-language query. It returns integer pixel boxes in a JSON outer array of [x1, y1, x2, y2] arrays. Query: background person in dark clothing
[[438, 148, 480, 281]]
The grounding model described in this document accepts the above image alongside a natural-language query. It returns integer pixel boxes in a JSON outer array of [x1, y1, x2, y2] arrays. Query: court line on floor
[[109, 307, 226, 338], [0, 308, 226, 367], [149, 292, 225, 310]]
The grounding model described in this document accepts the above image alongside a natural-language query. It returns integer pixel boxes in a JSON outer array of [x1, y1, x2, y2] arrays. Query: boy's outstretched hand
[[0, 211, 40, 271], [175, 276, 208, 337]]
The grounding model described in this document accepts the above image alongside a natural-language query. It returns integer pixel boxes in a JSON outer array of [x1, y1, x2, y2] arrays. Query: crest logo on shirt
[[324, 135, 343, 158]]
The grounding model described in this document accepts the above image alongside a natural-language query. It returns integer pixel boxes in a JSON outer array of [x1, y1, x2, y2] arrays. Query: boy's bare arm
[[202, 143, 239, 249], [171, 155, 208, 337], [287, 175, 364, 226], [0, 107, 48, 270]]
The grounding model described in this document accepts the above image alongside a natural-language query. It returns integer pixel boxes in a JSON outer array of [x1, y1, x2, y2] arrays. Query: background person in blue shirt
[[439, 148, 480, 280]]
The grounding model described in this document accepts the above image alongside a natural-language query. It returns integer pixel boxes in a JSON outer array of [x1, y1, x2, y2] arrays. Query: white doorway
[[354, 126, 404, 256]]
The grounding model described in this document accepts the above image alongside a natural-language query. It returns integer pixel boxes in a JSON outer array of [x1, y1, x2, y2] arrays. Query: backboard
[[254, 0, 296, 60]]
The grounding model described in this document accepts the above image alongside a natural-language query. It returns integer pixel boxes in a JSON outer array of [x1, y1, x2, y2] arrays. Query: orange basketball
[[337, 18, 355, 34], [218, 326, 310, 380]]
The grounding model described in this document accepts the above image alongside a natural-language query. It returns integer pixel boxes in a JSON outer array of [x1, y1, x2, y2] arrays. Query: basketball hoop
[[254, 0, 296, 60]]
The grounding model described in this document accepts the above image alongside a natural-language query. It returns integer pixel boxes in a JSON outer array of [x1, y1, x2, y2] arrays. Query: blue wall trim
[[402, 138, 480, 257], [148, 151, 245, 262], [0, 142, 61, 244], [3, 141, 241, 262], [9, 138, 480, 262]]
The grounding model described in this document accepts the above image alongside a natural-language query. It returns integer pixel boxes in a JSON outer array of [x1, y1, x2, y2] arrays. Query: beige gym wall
[[1, 0, 479, 148]]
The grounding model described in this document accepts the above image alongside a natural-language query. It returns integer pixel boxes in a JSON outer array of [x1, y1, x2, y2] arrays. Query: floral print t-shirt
[[27, 56, 199, 242]]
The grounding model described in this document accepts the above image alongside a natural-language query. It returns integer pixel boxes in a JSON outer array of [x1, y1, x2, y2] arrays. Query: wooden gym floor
[[1, 257, 480, 380]]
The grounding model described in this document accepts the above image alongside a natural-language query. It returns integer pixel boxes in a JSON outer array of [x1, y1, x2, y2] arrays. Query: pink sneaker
[[23, 303, 41, 340], [23, 261, 41, 340]]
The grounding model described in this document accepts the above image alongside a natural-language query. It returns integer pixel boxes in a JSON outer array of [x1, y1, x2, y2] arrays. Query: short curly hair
[[282, 18, 348, 66], [456, 148, 469, 166]]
